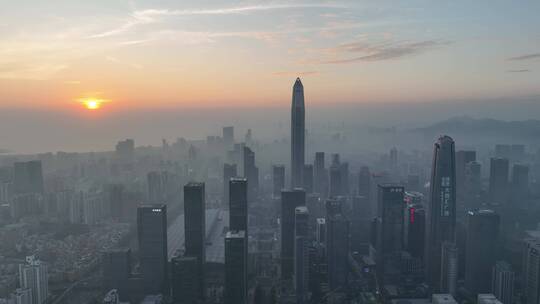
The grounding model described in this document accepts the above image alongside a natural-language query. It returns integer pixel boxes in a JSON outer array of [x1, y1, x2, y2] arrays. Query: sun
[[79, 98, 105, 110], [85, 100, 100, 110]]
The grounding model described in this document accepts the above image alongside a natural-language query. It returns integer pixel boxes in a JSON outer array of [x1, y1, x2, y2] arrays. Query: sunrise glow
[[80, 98, 104, 110]]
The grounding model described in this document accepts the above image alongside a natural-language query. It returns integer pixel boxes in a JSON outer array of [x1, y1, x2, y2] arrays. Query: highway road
[[206, 210, 229, 263], [167, 208, 227, 262]]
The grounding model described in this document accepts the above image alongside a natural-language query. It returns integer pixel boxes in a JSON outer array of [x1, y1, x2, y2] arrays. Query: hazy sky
[[1, 0, 540, 112]]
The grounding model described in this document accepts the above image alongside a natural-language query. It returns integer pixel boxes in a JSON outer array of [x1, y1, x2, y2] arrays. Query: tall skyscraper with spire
[[291, 78, 305, 188], [425, 135, 457, 292]]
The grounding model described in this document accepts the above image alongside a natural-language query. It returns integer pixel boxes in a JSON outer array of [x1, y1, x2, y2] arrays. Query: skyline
[[1, 96, 540, 154], [1, 3, 540, 304], [1, 0, 540, 111]]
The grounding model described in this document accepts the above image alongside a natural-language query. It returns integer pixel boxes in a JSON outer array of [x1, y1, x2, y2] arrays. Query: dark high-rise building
[[351, 195, 371, 253], [329, 160, 341, 198], [378, 185, 404, 254], [464, 161, 482, 208], [512, 164, 529, 202], [523, 238, 540, 304], [102, 248, 132, 301], [272, 165, 285, 199], [13, 160, 44, 194], [294, 206, 310, 303], [305, 194, 322, 227], [223, 126, 234, 148], [456, 151, 476, 215], [404, 196, 425, 259], [440, 241, 458, 296], [137, 204, 168, 294], [281, 189, 306, 280], [183, 183, 206, 302], [224, 231, 247, 304], [489, 158, 510, 205], [223, 164, 237, 209], [377, 184, 404, 281], [171, 255, 200, 304], [314, 152, 327, 196], [456, 151, 476, 168], [243, 146, 258, 200], [303, 164, 314, 194], [456, 151, 476, 200], [339, 162, 349, 195], [327, 212, 350, 290], [358, 166, 371, 199], [425, 135, 456, 292], [371, 217, 381, 251], [492, 261, 514, 304], [465, 210, 500, 295], [291, 78, 305, 189], [316, 218, 326, 246], [370, 172, 389, 219], [229, 178, 248, 233]]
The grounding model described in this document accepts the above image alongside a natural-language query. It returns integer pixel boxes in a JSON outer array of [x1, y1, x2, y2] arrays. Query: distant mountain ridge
[[414, 116, 540, 138]]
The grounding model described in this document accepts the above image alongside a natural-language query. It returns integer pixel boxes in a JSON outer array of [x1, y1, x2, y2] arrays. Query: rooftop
[[432, 294, 457, 304], [295, 206, 308, 214], [226, 230, 246, 238]]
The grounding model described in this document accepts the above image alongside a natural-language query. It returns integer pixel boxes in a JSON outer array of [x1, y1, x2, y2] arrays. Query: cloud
[[133, 4, 346, 18], [90, 3, 346, 39], [321, 40, 449, 64], [117, 39, 153, 46], [135, 29, 283, 45], [506, 69, 530, 73], [508, 53, 540, 61], [273, 71, 320, 77], [89, 16, 153, 38]]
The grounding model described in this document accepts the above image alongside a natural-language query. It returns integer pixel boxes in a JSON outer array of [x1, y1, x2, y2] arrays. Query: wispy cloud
[[89, 14, 154, 38], [90, 3, 347, 38], [134, 29, 284, 45], [508, 53, 540, 61], [117, 39, 154, 46], [321, 40, 449, 64], [506, 69, 530, 73], [135, 4, 345, 17]]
